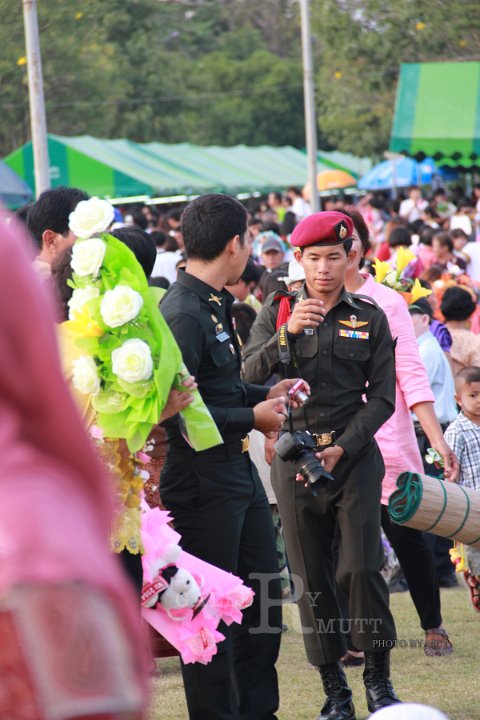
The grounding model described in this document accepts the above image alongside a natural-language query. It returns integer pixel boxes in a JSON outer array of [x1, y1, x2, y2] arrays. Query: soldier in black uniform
[[244, 211, 400, 720], [160, 194, 302, 720]]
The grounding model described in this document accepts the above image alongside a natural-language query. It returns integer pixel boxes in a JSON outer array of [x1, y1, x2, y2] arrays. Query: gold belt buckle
[[241, 435, 250, 453], [313, 431, 335, 448]]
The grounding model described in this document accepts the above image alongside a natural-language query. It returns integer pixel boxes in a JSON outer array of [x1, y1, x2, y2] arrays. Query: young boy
[[444, 366, 480, 610]]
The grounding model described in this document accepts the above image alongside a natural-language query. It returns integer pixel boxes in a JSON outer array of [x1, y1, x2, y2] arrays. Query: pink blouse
[[361, 274, 435, 504]]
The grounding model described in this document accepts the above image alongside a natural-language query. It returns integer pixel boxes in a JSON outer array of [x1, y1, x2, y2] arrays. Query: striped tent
[[4, 135, 355, 201], [390, 61, 480, 168]]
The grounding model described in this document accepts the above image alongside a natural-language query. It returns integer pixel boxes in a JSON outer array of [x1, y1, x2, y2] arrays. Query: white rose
[[68, 286, 100, 319], [100, 285, 144, 328], [111, 339, 153, 383], [69, 197, 115, 239], [72, 355, 101, 395], [71, 238, 106, 277]]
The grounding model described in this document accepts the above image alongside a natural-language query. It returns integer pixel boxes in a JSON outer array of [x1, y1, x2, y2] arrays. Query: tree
[[1, 0, 479, 159], [311, 0, 480, 156]]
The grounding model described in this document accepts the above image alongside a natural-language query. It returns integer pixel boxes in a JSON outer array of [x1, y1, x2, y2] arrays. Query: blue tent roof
[[0, 159, 34, 208], [358, 156, 456, 190]]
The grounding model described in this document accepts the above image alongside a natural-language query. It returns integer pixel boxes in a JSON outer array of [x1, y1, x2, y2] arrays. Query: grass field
[[148, 581, 479, 719]]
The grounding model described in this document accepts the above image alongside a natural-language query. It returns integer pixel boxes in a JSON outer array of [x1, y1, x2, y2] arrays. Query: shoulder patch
[[265, 290, 296, 307]]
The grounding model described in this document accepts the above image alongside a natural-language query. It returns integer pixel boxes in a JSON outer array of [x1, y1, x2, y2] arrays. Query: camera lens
[[296, 451, 329, 493]]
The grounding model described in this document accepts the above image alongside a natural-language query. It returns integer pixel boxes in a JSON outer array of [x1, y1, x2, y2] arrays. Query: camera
[[274, 430, 335, 495], [287, 379, 309, 406]]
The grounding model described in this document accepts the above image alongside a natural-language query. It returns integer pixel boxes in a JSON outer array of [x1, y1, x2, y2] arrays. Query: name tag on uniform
[[338, 328, 369, 340], [216, 331, 230, 342]]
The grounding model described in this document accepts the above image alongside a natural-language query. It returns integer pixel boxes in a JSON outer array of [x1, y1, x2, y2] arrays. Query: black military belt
[[279, 428, 346, 449], [313, 431, 336, 448], [168, 435, 249, 456], [313, 428, 346, 448]]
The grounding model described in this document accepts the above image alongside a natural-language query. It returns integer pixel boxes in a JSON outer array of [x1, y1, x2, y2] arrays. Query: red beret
[[290, 211, 354, 248]]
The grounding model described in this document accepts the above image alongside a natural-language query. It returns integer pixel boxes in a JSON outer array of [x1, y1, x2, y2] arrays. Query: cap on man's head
[[291, 211, 353, 248], [280, 259, 306, 286], [262, 235, 284, 254], [408, 298, 433, 318]]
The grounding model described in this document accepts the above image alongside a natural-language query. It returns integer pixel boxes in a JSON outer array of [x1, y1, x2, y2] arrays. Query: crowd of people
[[2, 179, 480, 720]]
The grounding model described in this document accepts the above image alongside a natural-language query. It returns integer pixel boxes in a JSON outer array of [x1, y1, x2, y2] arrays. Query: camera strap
[[277, 323, 294, 371], [276, 298, 312, 436]]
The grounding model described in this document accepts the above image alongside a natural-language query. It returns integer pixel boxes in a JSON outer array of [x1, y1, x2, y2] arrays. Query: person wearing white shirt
[[409, 299, 457, 425], [463, 240, 480, 282], [151, 232, 183, 284], [399, 186, 428, 224], [286, 186, 311, 221]]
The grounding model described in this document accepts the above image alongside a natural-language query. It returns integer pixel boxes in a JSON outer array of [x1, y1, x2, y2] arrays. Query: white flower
[[111, 339, 153, 383], [72, 355, 101, 395], [100, 285, 144, 328], [68, 286, 100, 319], [69, 197, 114, 239], [71, 238, 106, 277]]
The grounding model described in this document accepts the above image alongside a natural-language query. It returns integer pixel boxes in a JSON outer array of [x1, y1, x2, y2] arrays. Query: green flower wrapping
[[65, 233, 222, 453]]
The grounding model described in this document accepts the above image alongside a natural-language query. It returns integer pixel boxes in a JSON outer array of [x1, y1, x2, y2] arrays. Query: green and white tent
[[390, 61, 480, 168], [4, 134, 358, 201]]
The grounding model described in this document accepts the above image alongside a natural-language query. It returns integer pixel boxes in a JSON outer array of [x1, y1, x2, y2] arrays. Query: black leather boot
[[317, 662, 356, 720], [363, 650, 401, 713]]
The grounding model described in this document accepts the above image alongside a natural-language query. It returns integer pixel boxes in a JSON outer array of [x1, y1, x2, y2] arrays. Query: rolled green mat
[[388, 471, 480, 549]]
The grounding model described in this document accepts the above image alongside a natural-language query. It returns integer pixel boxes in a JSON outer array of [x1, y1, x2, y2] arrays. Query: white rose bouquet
[[64, 197, 222, 453], [69, 197, 114, 239]]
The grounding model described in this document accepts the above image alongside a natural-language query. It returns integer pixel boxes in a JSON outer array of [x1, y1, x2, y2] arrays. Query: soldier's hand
[[159, 376, 197, 422], [253, 397, 287, 434], [315, 445, 344, 473], [267, 378, 311, 408], [264, 433, 278, 465], [287, 299, 325, 335]]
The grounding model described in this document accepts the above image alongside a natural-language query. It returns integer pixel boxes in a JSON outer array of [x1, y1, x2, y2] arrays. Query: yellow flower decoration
[[450, 544, 467, 573], [415, 21, 426, 30], [395, 246, 416, 274], [17, 56, 27, 66], [334, 70, 342, 79], [63, 307, 103, 338], [372, 257, 391, 284], [75, 11, 83, 20], [410, 278, 432, 304]]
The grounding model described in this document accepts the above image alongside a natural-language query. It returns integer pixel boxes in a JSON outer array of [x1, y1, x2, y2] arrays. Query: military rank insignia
[[334, 220, 349, 241], [338, 328, 369, 340], [339, 314, 368, 329], [209, 293, 223, 306]]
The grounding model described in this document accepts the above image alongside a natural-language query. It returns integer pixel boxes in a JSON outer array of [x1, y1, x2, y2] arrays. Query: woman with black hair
[[441, 286, 480, 374]]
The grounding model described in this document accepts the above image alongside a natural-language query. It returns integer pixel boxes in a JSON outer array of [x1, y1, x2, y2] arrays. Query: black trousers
[[272, 439, 396, 666], [336, 501, 443, 653], [416, 428, 455, 581], [160, 446, 281, 720], [381, 506, 442, 630]]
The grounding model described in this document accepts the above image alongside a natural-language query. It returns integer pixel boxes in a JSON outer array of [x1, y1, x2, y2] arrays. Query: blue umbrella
[[0, 160, 34, 208], [358, 156, 454, 190]]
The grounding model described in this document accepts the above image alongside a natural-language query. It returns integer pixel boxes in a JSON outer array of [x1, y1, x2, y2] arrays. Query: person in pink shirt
[[342, 207, 458, 658]]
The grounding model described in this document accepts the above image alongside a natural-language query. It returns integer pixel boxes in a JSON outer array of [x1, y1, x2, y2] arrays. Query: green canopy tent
[[4, 134, 356, 201], [390, 61, 480, 168]]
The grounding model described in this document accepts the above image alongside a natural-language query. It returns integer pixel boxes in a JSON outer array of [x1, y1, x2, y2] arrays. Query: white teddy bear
[[143, 543, 206, 620]]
